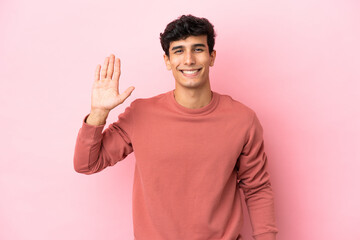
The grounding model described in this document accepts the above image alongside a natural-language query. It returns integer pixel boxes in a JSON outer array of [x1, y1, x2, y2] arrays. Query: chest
[[132, 114, 245, 174]]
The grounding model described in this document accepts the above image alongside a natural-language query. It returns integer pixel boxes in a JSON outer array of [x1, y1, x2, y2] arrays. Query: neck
[[173, 85, 213, 109]]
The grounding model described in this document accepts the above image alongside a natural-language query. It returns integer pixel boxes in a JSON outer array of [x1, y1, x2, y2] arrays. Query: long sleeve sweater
[[73, 89, 278, 240]]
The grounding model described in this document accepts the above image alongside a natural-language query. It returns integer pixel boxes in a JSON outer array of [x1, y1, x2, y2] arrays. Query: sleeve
[[73, 102, 135, 174], [236, 112, 279, 240]]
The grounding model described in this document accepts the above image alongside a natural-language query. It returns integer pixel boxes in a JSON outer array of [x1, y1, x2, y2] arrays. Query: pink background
[[1, 0, 359, 239]]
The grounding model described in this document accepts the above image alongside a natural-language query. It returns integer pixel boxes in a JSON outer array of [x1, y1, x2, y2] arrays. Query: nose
[[184, 51, 195, 65]]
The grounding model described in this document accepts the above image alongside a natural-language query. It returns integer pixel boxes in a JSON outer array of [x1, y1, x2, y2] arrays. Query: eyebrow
[[171, 43, 207, 51]]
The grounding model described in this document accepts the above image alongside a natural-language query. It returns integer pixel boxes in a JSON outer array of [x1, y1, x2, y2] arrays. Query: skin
[[163, 35, 216, 109], [86, 55, 135, 126], [86, 35, 216, 125]]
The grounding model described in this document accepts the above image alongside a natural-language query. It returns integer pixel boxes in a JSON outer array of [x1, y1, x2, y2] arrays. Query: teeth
[[182, 70, 199, 74]]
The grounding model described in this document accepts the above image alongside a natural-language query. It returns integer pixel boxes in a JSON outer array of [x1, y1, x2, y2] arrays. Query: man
[[74, 15, 278, 240]]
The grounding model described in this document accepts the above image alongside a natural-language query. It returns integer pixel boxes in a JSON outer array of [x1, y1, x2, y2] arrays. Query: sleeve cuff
[[79, 114, 106, 139], [254, 232, 277, 240]]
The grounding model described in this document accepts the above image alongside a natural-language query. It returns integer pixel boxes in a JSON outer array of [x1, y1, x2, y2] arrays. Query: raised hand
[[87, 54, 135, 125]]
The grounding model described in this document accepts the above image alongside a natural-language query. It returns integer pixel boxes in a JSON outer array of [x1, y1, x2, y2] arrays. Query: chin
[[177, 80, 206, 89]]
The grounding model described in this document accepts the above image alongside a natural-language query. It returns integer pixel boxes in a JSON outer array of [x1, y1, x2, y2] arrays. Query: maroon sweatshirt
[[74, 89, 278, 240]]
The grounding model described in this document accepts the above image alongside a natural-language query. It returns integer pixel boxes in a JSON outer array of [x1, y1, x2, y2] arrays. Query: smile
[[180, 68, 202, 77]]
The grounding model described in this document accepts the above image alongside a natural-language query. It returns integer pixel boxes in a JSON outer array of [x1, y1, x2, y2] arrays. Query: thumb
[[117, 86, 135, 105]]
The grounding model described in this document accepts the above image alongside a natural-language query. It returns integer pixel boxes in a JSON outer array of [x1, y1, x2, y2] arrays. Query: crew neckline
[[167, 89, 219, 115]]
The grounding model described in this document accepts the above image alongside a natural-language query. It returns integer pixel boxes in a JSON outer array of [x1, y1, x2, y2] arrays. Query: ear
[[209, 50, 216, 67], [163, 54, 172, 70]]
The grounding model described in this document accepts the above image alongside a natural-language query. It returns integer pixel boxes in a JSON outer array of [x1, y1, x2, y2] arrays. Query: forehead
[[169, 35, 208, 48]]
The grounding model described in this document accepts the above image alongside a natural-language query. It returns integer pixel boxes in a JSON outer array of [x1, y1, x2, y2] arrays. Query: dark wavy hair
[[160, 15, 216, 57]]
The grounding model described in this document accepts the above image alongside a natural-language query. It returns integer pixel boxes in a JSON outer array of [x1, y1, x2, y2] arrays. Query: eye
[[194, 48, 204, 52], [174, 49, 183, 54]]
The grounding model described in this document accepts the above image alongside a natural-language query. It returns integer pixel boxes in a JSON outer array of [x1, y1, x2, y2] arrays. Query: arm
[[73, 105, 134, 174], [73, 54, 135, 174], [236, 112, 278, 240]]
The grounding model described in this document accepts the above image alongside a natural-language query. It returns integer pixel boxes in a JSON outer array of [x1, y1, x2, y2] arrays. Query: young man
[[74, 15, 278, 240]]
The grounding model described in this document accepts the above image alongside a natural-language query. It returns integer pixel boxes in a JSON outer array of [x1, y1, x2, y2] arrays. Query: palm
[[91, 54, 135, 112], [92, 80, 120, 110]]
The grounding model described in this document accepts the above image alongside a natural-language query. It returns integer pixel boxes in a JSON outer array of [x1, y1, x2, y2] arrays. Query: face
[[164, 35, 216, 90]]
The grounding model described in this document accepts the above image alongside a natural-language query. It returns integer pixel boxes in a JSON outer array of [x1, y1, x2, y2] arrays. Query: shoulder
[[215, 91, 256, 122], [216, 92, 265, 138]]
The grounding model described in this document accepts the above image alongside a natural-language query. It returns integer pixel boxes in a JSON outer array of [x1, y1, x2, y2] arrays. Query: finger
[[101, 57, 109, 79], [94, 64, 101, 81], [107, 54, 115, 79], [117, 86, 135, 104], [113, 58, 121, 82]]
